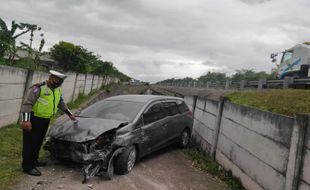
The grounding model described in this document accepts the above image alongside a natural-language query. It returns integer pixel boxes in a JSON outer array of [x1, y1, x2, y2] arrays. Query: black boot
[[23, 168, 42, 176]]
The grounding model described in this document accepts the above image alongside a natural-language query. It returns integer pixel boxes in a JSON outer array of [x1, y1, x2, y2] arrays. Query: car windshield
[[280, 51, 293, 67], [78, 100, 144, 122]]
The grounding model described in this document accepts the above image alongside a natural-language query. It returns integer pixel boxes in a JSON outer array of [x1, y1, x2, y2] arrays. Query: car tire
[[180, 128, 190, 148], [114, 145, 137, 175], [105, 159, 114, 180]]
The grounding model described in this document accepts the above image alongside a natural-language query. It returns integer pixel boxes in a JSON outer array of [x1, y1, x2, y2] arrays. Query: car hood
[[47, 117, 127, 142]]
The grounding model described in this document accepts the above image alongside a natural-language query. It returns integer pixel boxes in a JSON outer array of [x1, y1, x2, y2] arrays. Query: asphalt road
[[12, 146, 228, 190]]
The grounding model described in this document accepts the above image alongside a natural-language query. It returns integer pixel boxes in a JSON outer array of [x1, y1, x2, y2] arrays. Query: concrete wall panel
[[32, 71, 49, 85], [192, 129, 212, 153], [220, 117, 289, 173], [0, 84, 25, 100], [0, 65, 28, 83], [98, 76, 103, 89], [0, 98, 23, 116], [73, 74, 86, 100], [216, 150, 264, 190], [193, 118, 214, 145], [195, 107, 217, 130], [84, 74, 93, 95], [300, 148, 310, 185], [184, 96, 194, 111], [305, 126, 310, 149], [196, 97, 206, 110], [92, 75, 99, 90], [0, 112, 20, 127], [0, 66, 27, 127], [217, 133, 286, 190], [205, 99, 218, 115], [223, 101, 294, 148], [61, 73, 76, 103], [0, 99, 23, 126], [299, 181, 310, 190], [102, 76, 109, 86]]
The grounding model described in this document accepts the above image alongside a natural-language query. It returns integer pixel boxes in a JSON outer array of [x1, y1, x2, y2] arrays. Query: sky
[[0, 0, 309, 83]]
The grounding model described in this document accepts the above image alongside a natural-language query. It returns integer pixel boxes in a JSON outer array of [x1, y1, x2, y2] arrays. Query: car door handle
[[162, 124, 168, 128]]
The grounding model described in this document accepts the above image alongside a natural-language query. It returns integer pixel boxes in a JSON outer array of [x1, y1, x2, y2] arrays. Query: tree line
[[158, 69, 277, 84], [0, 18, 130, 81]]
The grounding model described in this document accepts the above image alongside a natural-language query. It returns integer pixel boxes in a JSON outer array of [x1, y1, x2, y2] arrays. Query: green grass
[[183, 147, 245, 190], [0, 124, 23, 189], [226, 89, 310, 117], [67, 89, 103, 110], [67, 93, 90, 110]]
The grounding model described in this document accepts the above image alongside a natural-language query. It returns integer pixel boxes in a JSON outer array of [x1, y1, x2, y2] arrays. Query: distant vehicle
[[271, 42, 310, 79], [130, 79, 141, 85], [44, 95, 193, 182]]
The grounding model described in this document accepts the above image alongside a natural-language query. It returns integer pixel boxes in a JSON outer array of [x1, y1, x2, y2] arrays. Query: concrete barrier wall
[[183, 95, 309, 190], [192, 97, 218, 153], [0, 65, 118, 128], [73, 73, 86, 101], [102, 76, 108, 86], [0, 66, 28, 126], [98, 76, 103, 89], [217, 101, 294, 190], [61, 72, 76, 103], [92, 75, 99, 90], [299, 129, 310, 190], [32, 71, 50, 85], [84, 74, 93, 95], [184, 96, 194, 111]]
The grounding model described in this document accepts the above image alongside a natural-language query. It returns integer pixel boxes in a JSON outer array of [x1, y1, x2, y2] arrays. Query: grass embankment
[[226, 89, 310, 117], [183, 147, 245, 190], [0, 124, 23, 189], [0, 89, 104, 189]]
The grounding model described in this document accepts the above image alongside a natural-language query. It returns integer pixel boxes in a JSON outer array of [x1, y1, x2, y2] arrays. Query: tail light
[[186, 111, 193, 118]]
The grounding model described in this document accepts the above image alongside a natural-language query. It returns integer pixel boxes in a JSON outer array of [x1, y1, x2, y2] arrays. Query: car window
[[176, 100, 190, 113], [162, 102, 179, 116], [78, 100, 144, 122], [143, 103, 165, 125]]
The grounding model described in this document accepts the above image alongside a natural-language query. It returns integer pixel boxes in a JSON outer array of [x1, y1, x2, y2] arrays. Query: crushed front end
[[44, 129, 123, 182]]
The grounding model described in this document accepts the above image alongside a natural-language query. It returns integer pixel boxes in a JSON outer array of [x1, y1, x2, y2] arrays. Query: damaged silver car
[[44, 95, 193, 182]]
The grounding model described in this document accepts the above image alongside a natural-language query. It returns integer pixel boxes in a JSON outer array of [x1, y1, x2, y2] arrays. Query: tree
[[50, 41, 79, 71], [231, 69, 274, 81], [50, 41, 127, 78], [19, 33, 45, 69], [92, 61, 113, 75], [0, 18, 42, 64], [198, 72, 227, 82]]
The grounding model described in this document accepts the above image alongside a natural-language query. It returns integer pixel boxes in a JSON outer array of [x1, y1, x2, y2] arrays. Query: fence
[[0, 65, 119, 128], [184, 95, 310, 190], [160, 77, 310, 90]]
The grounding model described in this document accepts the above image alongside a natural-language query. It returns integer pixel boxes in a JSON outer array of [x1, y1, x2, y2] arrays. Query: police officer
[[20, 70, 75, 176]]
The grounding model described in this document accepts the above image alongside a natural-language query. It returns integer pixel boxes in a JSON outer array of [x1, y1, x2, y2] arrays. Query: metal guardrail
[[158, 77, 310, 90]]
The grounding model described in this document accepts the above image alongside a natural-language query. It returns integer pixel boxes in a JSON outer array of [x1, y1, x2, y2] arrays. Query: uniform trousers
[[22, 114, 50, 171]]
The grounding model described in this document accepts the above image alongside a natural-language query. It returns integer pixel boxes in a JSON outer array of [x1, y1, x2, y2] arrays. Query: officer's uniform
[[20, 71, 72, 172]]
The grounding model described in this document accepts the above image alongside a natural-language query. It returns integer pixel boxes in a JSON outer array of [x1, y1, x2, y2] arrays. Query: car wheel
[[115, 145, 137, 175], [180, 129, 190, 148]]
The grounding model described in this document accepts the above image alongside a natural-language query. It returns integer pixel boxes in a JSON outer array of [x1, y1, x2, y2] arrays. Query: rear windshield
[[78, 100, 144, 122]]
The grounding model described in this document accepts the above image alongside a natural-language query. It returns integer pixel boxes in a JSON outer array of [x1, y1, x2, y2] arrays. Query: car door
[[140, 102, 169, 153], [162, 101, 183, 141]]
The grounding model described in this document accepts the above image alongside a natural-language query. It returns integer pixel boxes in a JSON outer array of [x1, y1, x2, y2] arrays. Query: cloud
[[239, 0, 272, 5], [0, 0, 309, 82]]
